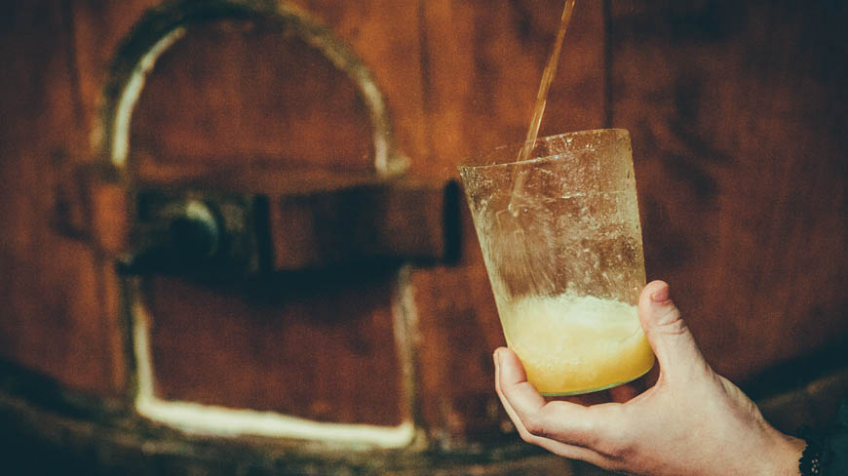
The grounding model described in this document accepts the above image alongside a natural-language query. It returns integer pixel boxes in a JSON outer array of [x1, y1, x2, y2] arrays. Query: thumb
[[638, 280, 709, 381]]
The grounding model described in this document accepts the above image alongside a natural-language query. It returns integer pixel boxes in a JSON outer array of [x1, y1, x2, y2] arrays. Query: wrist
[[772, 432, 806, 476]]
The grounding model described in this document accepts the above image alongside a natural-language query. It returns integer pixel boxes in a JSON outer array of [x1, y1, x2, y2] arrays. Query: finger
[[494, 348, 609, 465], [638, 281, 711, 382], [495, 347, 613, 448], [493, 348, 564, 449]]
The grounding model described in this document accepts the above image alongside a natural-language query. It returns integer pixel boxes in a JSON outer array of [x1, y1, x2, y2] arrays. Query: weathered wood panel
[[289, 0, 430, 175], [130, 20, 375, 180], [0, 0, 127, 397], [610, 1, 848, 382], [144, 273, 404, 425]]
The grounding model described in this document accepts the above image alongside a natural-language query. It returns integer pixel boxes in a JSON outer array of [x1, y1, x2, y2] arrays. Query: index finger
[[495, 347, 617, 449]]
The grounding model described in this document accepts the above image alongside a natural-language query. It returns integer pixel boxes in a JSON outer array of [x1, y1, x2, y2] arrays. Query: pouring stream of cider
[[510, 0, 576, 211], [517, 0, 576, 162]]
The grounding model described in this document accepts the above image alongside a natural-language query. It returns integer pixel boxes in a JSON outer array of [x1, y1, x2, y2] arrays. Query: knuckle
[[607, 439, 634, 460], [657, 305, 682, 326], [518, 429, 536, 444], [596, 434, 633, 462], [655, 310, 688, 336], [523, 414, 549, 439]]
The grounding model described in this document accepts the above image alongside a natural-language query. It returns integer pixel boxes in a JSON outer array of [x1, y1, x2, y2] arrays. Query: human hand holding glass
[[494, 280, 806, 475]]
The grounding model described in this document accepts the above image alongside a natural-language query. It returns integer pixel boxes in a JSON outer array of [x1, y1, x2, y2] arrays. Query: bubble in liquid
[[508, 201, 519, 217]]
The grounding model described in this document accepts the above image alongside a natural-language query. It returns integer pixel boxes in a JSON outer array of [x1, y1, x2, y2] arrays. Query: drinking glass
[[459, 129, 654, 395]]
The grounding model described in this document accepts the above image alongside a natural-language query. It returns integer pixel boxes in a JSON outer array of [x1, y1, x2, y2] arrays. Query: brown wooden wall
[[1, 0, 846, 449]]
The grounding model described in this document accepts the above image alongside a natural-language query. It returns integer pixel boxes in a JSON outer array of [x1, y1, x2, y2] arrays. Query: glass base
[[539, 362, 654, 397]]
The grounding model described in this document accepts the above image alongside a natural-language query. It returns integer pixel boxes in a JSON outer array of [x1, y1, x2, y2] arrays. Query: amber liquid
[[516, 0, 577, 163], [502, 293, 654, 396]]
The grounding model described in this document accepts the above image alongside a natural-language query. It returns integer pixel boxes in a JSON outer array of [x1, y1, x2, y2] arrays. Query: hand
[[494, 281, 806, 475]]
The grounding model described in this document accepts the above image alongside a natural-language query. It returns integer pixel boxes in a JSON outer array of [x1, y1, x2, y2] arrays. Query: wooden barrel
[[1, 1, 846, 474]]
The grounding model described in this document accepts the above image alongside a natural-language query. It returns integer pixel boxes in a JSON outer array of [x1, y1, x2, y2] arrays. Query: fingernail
[[650, 285, 670, 304]]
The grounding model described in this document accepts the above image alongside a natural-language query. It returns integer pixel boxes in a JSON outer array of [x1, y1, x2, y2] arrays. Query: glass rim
[[457, 128, 630, 172]]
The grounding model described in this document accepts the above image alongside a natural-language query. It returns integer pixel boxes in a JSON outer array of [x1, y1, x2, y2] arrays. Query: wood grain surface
[[610, 1, 848, 382]]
